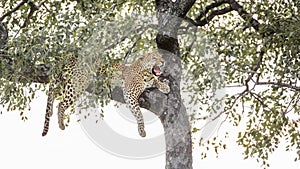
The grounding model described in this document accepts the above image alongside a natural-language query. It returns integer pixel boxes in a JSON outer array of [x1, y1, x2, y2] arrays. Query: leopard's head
[[139, 52, 165, 76]]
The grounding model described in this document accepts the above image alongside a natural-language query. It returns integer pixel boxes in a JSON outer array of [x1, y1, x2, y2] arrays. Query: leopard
[[119, 52, 170, 137], [41, 52, 170, 137], [42, 54, 90, 136]]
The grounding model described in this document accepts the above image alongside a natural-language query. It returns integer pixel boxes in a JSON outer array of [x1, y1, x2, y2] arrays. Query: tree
[[0, 0, 299, 169]]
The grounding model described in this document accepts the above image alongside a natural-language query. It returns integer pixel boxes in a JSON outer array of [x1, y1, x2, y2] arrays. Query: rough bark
[[155, 1, 195, 169], [0, 22, 8, 49]]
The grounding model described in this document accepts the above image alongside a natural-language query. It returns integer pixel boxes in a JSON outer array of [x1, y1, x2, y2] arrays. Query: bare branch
[[256, 81, 300, 91], [245, 50, 264, 90], [284, 94, 300, 115], [0, 0, 28, 22], [225, 84, 244, 88], [212, 89, 248, 121]]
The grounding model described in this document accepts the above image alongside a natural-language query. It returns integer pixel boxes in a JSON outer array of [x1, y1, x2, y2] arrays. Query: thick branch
[[189, 6, 233, 26], [226, 0, 265, 33], [111, 86, 168, 116], [0, 59, 50, 83], [189, 0, 276, 36], [195, 0, 229, 21]]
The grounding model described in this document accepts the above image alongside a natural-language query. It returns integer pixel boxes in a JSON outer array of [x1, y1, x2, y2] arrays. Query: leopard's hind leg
[[57, 81, 75, 130], [123, 82, 146, 137]]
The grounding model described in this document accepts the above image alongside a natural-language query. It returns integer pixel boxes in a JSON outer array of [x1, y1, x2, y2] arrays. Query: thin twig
[[216, 113, 229, 136], [225, 84, 244, 88], [249, 91, 275, 113], [212, 89, 248, 121], [284, 94, 300, 115], [124, 33, 142, 60], [244, 50, 264, 90]]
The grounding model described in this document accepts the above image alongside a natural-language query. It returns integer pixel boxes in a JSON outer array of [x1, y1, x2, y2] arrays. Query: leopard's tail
[[42, 84, 55, 136]]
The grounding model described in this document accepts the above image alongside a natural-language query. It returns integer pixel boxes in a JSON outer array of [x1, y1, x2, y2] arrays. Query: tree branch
[[111, 86, 168, 116], [0, 0, 28, 22], [187, 0, 276, 36], [244, 50, 264, 90], [212, 89, 248, 121], [15, 0, 48, 38], [191, 6, 233, 26], [249, 91, 275, 114], [20, 1, 39, 28], [226, 0, 260, 31], [256, 81, 300, 91], [195, 0, 229, 21]]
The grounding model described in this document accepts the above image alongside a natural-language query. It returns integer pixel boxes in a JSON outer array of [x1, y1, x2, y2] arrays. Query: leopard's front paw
[[163, 85, 170, 94], [160, 79, 170, 94]]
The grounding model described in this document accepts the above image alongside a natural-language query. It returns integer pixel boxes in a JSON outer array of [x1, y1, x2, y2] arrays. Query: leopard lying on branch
[[42, 52, 170, 137]]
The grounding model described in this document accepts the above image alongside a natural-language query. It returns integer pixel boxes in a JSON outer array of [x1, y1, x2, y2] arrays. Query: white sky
[[0, 89, 299, 169]]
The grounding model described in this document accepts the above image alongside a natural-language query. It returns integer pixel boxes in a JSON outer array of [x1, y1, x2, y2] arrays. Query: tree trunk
[[155, 1, 195, 168]]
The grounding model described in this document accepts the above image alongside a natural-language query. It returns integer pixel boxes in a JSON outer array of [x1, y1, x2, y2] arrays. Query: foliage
[[0, 0, 299, 168], [184, 0, 300, 167]]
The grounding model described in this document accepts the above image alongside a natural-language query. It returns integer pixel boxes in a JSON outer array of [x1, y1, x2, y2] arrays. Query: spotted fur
[[42, 52, 170, 137], [42, 54, 89, 136], [120, 52, 170, 137]]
